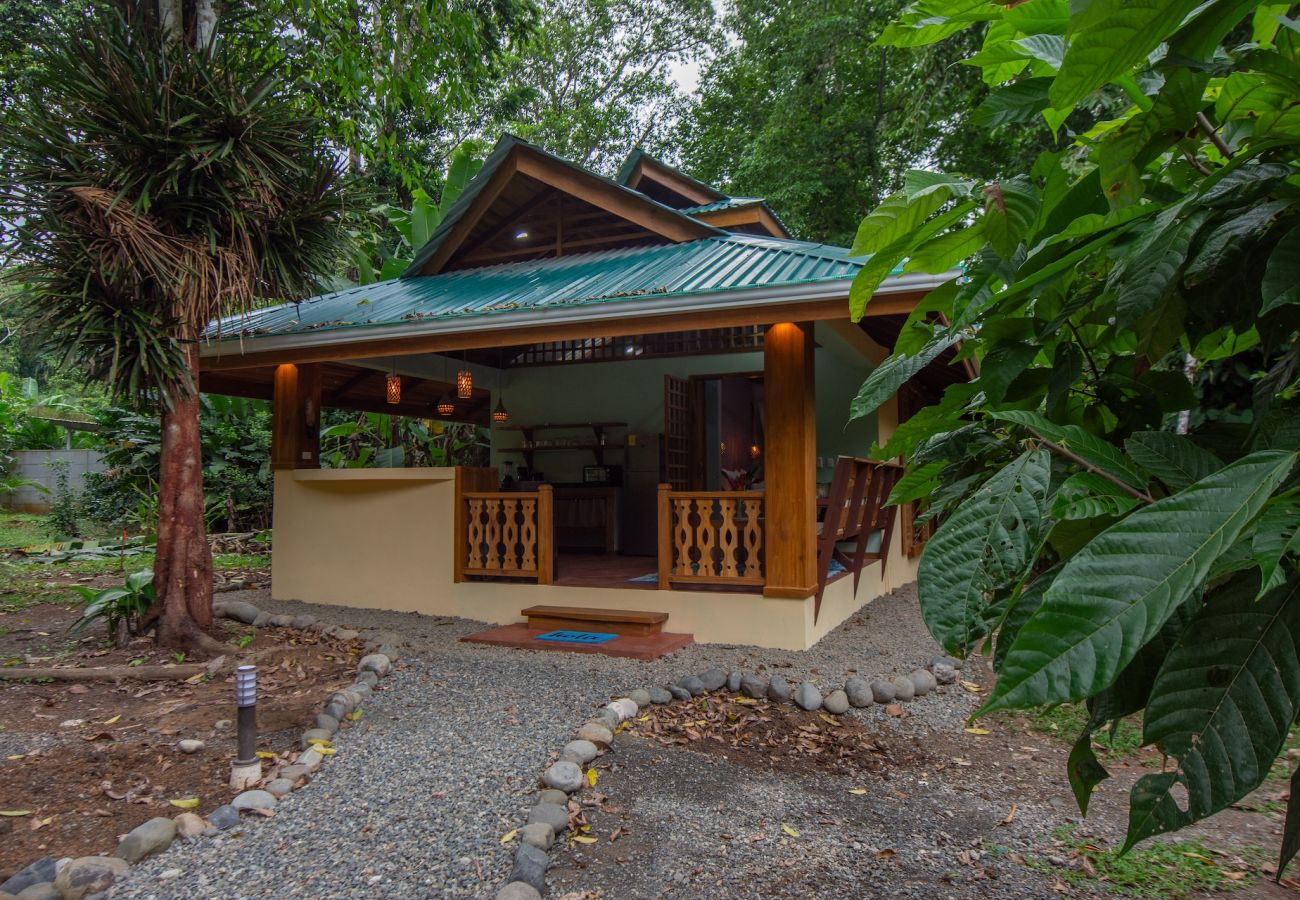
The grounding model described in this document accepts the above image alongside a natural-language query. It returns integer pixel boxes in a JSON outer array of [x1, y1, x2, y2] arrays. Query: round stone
[[932, 654, 962, 670], [176, 738, 204, 754], [53, 857, 129, 900], [823, 689, 849, 715], [16, 881, 60, 900], [609, 697, 638, 720], [542, 760, 584, 793], [231, 789, 278, 812], [767, 674, 791, 702], [301, 728, 334, 748], [268, 614, 295, 627], [740, 674, 767, 699], [207, 805, 239, 830], [678, 675, 706, 696], [727, 670, 743, 692], [265, 778, 295, 798], [591, 707, 620, 730], [870, 680, 896, 703], [933, 662, 958, 685], [290, 614, 316, 629], [628, 689, 652, 708], [669, 685, 691, 701], [496, 882, 543, 900], [647, 686, 673, 704], [173, 812, 206, 840], [520, 821, 555, 850], [561, 739, 599, 764], [315, 713, 340, 734], [355, 670, 380, 687], [358, 653, 391, 677], [535, 789, 568, 806], [526, 800, 569, 833], [698, 667, 727, 691], [252, 610, 272, 627], [114, 817, 176, 863], [506, 845, 548, 895], [910, 668, 937, 696], [845, 676, 874, 708], [794, 681, 823, 711], [891, 675, 916, 702], [575, 721, 613, 746]]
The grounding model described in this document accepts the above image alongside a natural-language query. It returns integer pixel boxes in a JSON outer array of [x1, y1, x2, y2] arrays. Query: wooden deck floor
[[553, 552, 659, 589]]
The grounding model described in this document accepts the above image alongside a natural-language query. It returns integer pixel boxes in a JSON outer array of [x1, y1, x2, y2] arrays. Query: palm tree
[[0, 3, 350, 649]]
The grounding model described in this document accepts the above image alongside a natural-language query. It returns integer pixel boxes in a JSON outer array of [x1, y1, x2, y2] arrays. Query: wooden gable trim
[[691, 204, 791, 239], [418, 147, 715, 275], [200, 291, 925, 372], [623, 158, 721, 206]]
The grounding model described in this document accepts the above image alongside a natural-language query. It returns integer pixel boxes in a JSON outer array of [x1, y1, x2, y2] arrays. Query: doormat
[[535, 630, 619, 645]]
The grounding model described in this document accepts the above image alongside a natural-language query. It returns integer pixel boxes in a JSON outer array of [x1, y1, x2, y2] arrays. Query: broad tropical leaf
[[1050, 471, 1141, 520], [994, 562, 1060, 673], [1050, 0, 1204, 111], [1253, 493, 1300, 594], [1262, 224, 1300, 314], [849, 332, 962, 420], [980, 451, 1296, 715], [886, 460, 945, 507], [1124, 431, 1224, 491], [1126, 572, 1300, 849], [972, 78, 1051, 127], [918, 450, 1052, 656], [992, 410, 1150, 489]]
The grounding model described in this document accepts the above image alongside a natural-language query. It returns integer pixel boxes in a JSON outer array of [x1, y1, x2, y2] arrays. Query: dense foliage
[[680, 0, 1053, 245], [849, 0, 1300, 864]]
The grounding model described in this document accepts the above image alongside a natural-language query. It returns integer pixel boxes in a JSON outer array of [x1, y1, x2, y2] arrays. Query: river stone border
[[494, 654, 964, 899], [0, 601, 402, 900]]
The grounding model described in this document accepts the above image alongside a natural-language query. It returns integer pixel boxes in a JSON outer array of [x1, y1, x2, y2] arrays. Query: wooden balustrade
[[457, 485, 553, 583], [657, 484, 764, 589]]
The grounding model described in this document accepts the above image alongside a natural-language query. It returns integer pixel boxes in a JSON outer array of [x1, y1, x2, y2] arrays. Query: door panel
[[664, 374, 691, 491]]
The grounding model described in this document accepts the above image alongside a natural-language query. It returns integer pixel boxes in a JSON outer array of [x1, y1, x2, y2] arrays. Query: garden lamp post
[[229, 664, 261, 790]]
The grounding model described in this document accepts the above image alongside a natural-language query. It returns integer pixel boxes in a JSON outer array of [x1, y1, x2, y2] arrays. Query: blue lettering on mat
[[535, 630, 619, 645]]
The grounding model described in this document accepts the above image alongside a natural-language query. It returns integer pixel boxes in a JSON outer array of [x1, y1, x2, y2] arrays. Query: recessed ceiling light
[[515, 230, 529, 240]]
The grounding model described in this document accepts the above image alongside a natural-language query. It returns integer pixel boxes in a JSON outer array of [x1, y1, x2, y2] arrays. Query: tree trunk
[[152, 343, 217, 650]]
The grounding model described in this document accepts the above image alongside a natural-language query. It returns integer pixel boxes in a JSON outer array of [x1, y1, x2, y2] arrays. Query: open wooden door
[[664, 375, 692, 491]]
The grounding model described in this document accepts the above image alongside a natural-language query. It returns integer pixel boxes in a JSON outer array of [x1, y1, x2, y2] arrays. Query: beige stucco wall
[[271, 467, 918, 651]]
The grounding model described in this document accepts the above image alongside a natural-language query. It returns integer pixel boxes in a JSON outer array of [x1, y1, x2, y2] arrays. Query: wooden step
[[521, 604, 668, 636]]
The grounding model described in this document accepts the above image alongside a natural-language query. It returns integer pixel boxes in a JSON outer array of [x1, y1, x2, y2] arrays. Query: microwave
[[583, 464, 622, 485]]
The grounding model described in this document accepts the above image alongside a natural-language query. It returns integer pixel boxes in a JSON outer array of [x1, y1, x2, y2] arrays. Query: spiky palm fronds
[[0, 7, 352, 403]]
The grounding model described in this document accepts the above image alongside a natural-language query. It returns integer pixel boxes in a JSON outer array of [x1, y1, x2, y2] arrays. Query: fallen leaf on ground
[[169, 798, 199, 809], [500, 829, 517, 844], [964, 727, 990, 735], [1000, 804, 1018, 825], [102, 714, 122, 725], [255, 751, 277, 759], [30, 815, 53, 831], [877, 848, 896, 859], [781, 823, 800, 837], [886, 704, 903, 716], [586, 769, 598, 787], [960, 680, 982, 693], [0, 810, 32, 817], [571, 835, 598, 844], [847, 788, 868, 795], [610, 826, 629, 842]]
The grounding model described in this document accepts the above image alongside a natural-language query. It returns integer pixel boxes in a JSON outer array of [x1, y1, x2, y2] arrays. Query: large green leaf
[[1125, 572, 1300, 849], [983, 177, 1042, 258], [1110, 205, 1211, 326], [994, 562, 1060, 673], [1050, 0, 1203, 111], [886, 460, 945, 507], [849, 331, 962, 420], [979, 451, 1296, 715], [849, 201, 978, 318], [1253, 492, 1300, 594], [992, 410, 1150, 490], [1262, 224, 1300, 314], [1051, 471, 1141, 520], [972, 78, 1052, 127], [917, 450, 1052, 656], [851, 188, 952, 257], [1124, 431, 1224, 491]]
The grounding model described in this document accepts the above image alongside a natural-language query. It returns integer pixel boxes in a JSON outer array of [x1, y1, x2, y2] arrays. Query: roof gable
[[404, 136, 719, 277], [616, 149, 728, 208]]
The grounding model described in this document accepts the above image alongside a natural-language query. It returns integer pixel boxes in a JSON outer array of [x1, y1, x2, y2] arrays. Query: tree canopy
[[679, 0, 1053, 245], [848, 0, 1300, 865]]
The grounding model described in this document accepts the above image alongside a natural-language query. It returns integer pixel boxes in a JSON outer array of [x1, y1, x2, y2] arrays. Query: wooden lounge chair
[[814, 457, 903, 622]]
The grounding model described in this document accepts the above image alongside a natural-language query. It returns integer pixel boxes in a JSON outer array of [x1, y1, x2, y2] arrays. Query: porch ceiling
[[200, 362, 491, 424]]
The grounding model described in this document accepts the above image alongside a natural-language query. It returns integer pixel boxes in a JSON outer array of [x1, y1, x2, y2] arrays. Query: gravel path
[[111, 584, 1078, 899]]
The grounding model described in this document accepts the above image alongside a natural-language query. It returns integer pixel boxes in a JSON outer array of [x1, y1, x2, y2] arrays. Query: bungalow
[[199, 136, 962, 652]]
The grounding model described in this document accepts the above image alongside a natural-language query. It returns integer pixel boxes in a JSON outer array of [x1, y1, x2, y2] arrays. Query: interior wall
[[488, 329, 877, 485]]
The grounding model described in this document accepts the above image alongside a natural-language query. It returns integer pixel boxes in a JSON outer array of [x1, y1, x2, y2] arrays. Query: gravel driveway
[[111, 584, 1086, 899]]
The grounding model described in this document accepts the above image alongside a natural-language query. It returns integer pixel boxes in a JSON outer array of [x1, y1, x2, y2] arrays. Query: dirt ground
[[550, 656, 1300, 899], [0, 599, 359, 873]]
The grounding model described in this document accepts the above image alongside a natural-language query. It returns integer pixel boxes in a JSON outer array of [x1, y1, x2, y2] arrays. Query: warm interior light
[[750, 443, 761, 459], [515, 230, 529, 240], [386, 373, 401, 404], [492, 397, 509, 423], [457, 369, 473, 398], [436, 395, 455, 416]]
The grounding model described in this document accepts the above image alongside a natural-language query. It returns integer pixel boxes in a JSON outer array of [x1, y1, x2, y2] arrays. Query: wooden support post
[[657, 483, 673, 590], [537, 484, 554, 585], [762, 322, 818, 599], [271, 363, 320, 470]]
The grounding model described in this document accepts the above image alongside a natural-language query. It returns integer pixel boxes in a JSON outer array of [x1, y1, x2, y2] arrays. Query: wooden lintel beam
[[200, 291, 926, 372], [324, 367, 378, 403], [421, 152, 521, 274]]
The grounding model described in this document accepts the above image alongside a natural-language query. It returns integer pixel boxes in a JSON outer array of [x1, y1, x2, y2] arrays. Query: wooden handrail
[[457, 483, 553, 583], [657, 484, 764, 590]]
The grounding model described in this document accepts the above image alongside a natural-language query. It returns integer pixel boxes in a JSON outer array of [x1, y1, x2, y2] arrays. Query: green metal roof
[[211, 234, 868, 341], [614, 148, 730, 201]]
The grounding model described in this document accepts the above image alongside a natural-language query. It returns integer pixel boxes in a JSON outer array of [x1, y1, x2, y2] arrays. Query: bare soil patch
[[0, 600, 360, 874], [624, 692, 927, 776]]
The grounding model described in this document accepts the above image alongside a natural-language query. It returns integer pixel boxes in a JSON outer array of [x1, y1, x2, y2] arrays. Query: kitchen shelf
[[498, 421, 628, 468]]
